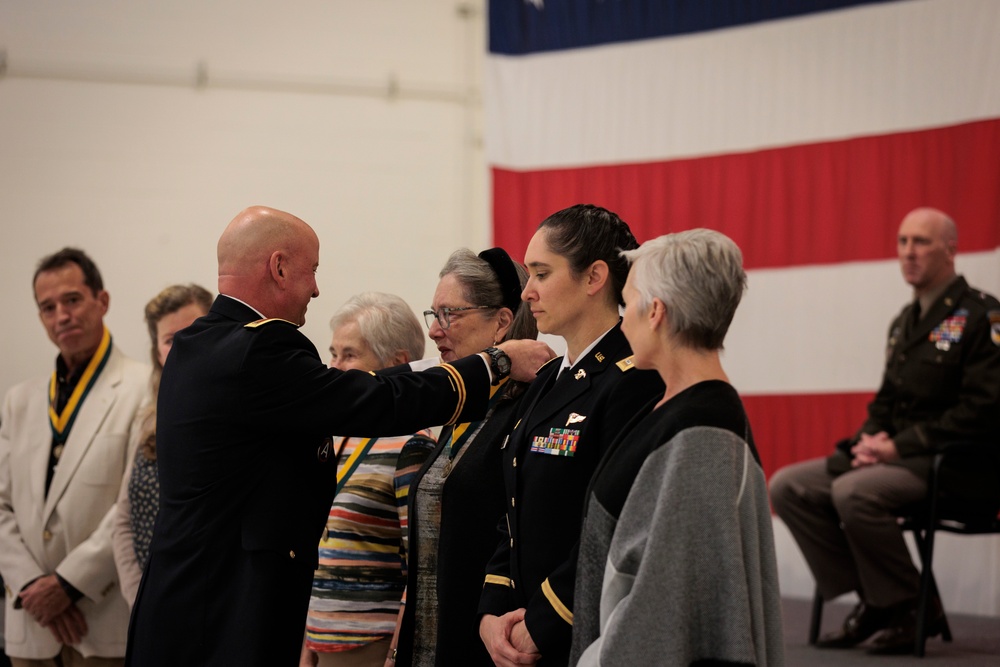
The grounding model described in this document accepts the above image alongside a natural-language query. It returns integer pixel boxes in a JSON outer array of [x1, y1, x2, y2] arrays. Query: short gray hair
[[621, 229, 746, 350], [329, 292, 426, 365], [440, 248, 537, 342]]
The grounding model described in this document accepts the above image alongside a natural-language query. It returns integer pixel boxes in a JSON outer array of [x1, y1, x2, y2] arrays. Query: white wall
[[0, 0, 488, 397]]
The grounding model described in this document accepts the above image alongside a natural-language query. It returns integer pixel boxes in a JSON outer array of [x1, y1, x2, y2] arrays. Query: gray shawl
[[571, 427, 784, 666]]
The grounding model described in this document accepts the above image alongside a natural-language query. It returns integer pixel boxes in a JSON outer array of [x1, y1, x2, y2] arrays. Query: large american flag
[[486, 0, 1000, 612]]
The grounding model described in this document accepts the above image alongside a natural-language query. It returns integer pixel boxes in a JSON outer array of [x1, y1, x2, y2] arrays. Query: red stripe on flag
[[741, 391, 875, 480], [493, 118, 1000, 268]]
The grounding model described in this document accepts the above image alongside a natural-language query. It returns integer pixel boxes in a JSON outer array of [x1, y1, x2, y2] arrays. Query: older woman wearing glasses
[[390, 248, 537, 667]]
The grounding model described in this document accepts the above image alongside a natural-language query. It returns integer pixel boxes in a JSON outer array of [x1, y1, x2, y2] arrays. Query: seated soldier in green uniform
[[770, 207, 1000, 655]]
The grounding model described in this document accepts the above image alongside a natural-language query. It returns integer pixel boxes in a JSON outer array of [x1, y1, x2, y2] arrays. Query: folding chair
[[808, 442, 1000, 657]]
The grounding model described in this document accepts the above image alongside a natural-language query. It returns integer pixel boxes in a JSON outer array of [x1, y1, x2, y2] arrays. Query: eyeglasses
[[423, 306, 500, 330]]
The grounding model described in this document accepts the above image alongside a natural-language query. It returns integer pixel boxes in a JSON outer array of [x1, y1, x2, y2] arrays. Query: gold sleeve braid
[[484, 574, 514, 589], [541, 578, 573, 624], [438, 363, 466, 424]]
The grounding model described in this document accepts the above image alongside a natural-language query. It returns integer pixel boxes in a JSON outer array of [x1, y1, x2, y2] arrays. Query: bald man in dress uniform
[[125, 206, 552, 667]]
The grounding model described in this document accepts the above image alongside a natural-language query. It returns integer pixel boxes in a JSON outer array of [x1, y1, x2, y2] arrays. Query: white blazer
[[0, 345, 149, 659]]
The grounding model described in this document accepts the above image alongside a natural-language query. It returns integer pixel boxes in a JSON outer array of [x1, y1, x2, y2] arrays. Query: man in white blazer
[[0, 248, 148, 666]]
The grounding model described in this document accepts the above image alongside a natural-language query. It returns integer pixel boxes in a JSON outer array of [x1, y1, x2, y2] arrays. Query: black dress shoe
[[815, 601, 892, 649], [867, 598, 946, 655]]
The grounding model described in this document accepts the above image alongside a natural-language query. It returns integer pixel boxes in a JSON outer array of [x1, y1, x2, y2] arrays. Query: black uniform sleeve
[[478, 513, 517, 617], [243, 322, 491, 439]]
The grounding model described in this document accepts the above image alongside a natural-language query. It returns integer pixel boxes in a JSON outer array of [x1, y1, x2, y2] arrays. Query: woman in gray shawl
[[570, 229, 784, 666]]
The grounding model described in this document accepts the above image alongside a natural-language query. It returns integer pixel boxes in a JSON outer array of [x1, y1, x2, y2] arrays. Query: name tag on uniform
[[531, 428, 580, 457]]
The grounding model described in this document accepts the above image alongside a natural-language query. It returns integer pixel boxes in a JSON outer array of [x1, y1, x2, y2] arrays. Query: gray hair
[[621, 229, 747, 350], [329, 292, 426, 365], [440, 248, 537, 342]]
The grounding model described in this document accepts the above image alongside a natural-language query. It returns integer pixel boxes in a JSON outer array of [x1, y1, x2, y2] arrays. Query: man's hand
[[19, 574, 72, 626], [851, 431, 900, 467], [496, 340, 556, 383], [44, 605, 87, 645], [480, 610, 541, 667], [510, 620, 540, 654]]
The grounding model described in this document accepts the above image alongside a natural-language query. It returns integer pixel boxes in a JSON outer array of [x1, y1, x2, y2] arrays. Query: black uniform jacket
[[125, 296, 490, 667], [396, 381, 527, 667], [828, 276, 1000, 498], [478, 323, 664, 666]]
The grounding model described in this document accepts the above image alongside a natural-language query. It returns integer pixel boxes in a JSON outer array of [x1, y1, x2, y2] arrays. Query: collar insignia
[[616, 355, 635, 372]]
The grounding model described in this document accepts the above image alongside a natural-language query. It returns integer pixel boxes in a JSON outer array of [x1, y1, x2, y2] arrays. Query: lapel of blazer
[[898, 277, 968, 352], [26, 379, 55, 507], [42, 346, 123, 522], [519, 324, 629, 439]]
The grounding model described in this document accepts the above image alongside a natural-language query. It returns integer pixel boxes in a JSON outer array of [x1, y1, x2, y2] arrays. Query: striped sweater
[[305, 431, 435, 653]]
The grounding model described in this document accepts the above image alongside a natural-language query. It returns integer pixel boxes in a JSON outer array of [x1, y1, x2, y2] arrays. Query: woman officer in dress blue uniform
[[478, 204, 665, 667]]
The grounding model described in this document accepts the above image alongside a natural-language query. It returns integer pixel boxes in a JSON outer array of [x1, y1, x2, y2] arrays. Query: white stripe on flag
[[728, 249, 1000, 394], [485, 0, 1000, 169]]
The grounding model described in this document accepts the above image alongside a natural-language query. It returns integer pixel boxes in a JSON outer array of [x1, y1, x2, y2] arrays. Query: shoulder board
[[244, 318, 299, 329], [536, 356, 560, 373], [615, 355, 636, 372], [970, 289, 1000, 307]]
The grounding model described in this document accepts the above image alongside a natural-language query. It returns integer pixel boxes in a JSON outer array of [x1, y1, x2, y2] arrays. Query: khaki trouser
[[10, 646, 123, 667], [770, 456, 927, 607]]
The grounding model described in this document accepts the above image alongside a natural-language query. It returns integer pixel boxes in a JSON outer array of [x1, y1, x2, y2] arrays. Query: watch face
[[488, 348, 511, 378]]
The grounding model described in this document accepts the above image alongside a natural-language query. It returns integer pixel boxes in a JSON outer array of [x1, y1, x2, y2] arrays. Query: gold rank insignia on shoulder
[[245, 317, 299, 329], [536, 356, 560, 372], [574, 368, 586, 380], [616, 355, 636, 371]]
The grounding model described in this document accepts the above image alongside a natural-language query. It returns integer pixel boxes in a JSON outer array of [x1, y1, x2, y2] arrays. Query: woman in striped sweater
[[300, 292, 436, 667]]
